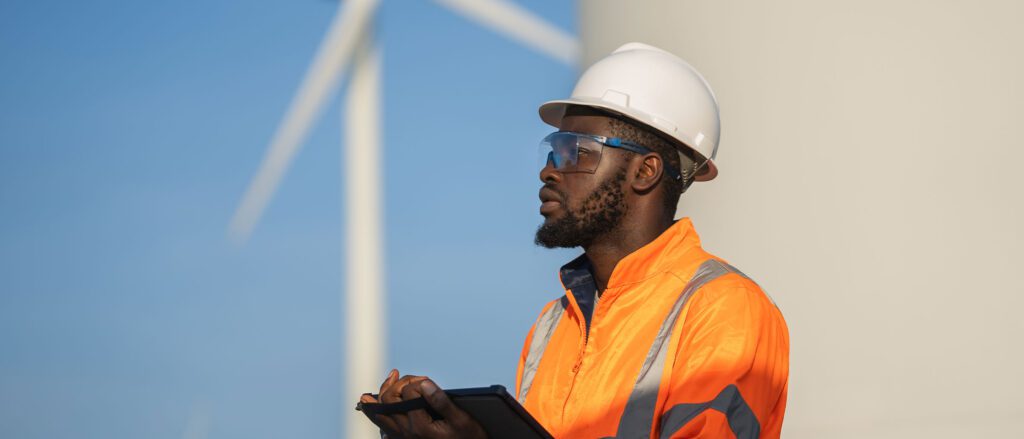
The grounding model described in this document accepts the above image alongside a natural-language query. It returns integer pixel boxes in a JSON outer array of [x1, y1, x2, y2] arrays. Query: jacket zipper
[[572, 318, 587, 373], [572, 289, 600, 372], [563, 292, 599, 426]]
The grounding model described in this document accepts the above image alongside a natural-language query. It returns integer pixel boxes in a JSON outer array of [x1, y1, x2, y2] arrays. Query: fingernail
[[420, 380, 438, 397]]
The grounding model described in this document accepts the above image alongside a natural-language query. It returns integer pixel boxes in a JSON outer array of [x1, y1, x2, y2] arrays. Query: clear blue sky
[[0, 0, 578, 437]]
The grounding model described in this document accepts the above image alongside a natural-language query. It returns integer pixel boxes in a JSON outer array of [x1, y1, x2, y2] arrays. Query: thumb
[[420, 380, 467, 423]]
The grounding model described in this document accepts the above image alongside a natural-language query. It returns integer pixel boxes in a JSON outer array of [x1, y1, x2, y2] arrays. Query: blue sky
[[0, 0, 578, 437]]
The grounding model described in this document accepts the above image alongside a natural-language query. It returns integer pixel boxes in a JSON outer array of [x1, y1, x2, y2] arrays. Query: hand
[[360, 369, 487, 439]]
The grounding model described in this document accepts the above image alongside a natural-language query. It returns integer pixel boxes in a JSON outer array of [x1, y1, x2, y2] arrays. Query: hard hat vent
[[601, 89, 630, 108]]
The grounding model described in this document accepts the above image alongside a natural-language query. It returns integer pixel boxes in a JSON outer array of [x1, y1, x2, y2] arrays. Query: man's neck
[[583, 215, 674, 294]]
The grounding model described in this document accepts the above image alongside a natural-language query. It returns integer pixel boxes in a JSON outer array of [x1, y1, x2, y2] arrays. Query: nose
[[539, 161, 561, 184]]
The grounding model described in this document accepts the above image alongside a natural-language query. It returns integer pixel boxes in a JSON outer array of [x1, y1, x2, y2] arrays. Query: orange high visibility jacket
[[515, 219, 789, 438]]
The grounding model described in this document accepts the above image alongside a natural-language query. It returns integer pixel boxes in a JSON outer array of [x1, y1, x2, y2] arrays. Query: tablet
[[356, 385, 553, 439]]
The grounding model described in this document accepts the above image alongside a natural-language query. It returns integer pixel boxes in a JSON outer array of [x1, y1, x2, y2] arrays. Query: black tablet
[[357, 385, 553, 439]]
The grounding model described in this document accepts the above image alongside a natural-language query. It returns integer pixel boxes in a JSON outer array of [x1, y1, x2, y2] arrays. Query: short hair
[[563, 105, 699, 216]]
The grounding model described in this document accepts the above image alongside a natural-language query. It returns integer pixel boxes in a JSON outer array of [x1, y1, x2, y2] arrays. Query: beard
[[534, 169, 628, 249]]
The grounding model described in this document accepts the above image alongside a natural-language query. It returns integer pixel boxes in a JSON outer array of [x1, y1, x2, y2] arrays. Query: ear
[[630, 153, 664, 193]]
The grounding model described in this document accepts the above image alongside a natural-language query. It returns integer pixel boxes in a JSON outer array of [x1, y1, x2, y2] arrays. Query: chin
[[540, 214, 561, 226]]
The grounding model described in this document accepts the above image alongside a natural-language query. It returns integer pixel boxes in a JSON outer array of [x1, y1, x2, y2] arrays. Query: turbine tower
[[226, 1, 577, 437]]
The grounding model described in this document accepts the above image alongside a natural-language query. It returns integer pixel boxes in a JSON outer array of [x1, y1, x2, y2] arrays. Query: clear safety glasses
[[539, 131, 683, 181]]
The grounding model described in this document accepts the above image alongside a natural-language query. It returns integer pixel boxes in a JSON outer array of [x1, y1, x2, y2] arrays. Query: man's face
[[535, 113, 631, 249]]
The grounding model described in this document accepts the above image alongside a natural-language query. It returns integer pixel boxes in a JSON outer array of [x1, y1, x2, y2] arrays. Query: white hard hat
[[539, 42, 721, 182]]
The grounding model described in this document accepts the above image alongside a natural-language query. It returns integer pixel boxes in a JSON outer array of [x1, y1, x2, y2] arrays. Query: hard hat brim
[[539, 98, 718, 182]]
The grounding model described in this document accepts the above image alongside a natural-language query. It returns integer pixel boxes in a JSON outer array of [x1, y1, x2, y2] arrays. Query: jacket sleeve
[[514, 318, 539, 399], [515, 298, 560, 399], [659, 281, 789, 439]]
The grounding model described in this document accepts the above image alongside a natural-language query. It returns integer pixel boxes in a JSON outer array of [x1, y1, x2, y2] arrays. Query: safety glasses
[[539, 131, 682, 181]]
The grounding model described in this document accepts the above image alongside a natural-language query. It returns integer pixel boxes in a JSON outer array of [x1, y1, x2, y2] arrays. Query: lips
[[539, 186, 564, 216]]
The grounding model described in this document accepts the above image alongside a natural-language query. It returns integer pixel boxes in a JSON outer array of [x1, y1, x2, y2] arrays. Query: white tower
[[580, 1, 1024, 437]]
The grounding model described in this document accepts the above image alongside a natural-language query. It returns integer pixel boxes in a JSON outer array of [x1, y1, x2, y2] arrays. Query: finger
[[419, 379, 469, 425], [360, 393, 377, 404], [380, 374, 412, 403], [381, 375, 425, 403], [399, 381, 434, 428], [380, 376, 429, 436], [420, 380, 487, 438], [399, 383, 428, 433], [377, 375, 423, 433], [399, 377, 428, 401], [379, 369, 399, 396], [400, 379, 425, 400]]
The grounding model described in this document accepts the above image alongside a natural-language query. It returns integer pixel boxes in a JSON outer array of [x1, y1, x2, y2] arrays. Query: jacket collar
[[557, 218, 703, 295], [606, 218, 702, 289], [559, 254, 596, 295], [558, 253, 599, 330]]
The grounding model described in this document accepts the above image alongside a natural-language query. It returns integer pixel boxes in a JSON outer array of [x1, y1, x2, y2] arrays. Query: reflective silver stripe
[[611, 259, 741, 438], [718, 261, 776, 308], [517, 296, 567, 404], [660, 384, 760, 439]]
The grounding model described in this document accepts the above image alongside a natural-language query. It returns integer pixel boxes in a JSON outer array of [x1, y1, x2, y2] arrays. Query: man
[[360, 43, 789, 438]]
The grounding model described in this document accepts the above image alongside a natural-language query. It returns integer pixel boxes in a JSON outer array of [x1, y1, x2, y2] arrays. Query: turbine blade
[[228, 0, 380, 243], [434, 0, 579, 66]]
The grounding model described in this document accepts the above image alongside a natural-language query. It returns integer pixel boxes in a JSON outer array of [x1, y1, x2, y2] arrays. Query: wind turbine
[[226, 0, 577, 437]]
